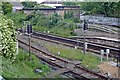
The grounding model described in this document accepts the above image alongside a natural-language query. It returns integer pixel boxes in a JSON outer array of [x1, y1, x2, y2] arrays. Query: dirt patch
[[98, 61, 119, 78]]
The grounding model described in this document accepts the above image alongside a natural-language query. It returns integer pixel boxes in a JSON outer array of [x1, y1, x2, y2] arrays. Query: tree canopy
[[2, 2, 13, 14], [21, 2, 37, 8], [80, 2, 120, 17]]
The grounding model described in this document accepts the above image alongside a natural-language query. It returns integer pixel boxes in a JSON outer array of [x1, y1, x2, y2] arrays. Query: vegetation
[[33, 39, 106, 70], [63, 2, 79, 6], [6, 11, 26, 28], [21, 2, 52, 8], [21, 2, 37, 8], [2, 2, 12, 14], [63, 1, 120, 17], [80, 2, 120, 17], [0, 2, 2, 12], [5, 10, 77, 37], [1, 48, 51, 78], [45, 43, 101, 70], [0, 13, 16, 62]]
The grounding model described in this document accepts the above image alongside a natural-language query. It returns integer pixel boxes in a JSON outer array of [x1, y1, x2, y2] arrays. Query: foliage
[[63, 2, 79, 6], [21, 2, 52, 8], [0, 2, 2, 12], [64, 11, 80, 23], [6, 11, 26, 28], [80, 2, 120, 17], [25, 11, 61, 29], [49, 13, 61, 26], [64, 11, 74, 19], [73, 17, 80, 23], [38, 39, 104, 70], [2, 48, 51, 78], [21, 2, 37, 8], [2, 2, 12, 14], [0, 13, 16, 62], [35, 4, 52, 8]]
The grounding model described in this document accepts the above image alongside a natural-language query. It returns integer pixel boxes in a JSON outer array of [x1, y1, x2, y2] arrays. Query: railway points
[[2, 1, 120, 79], [17, 34, 108, 79]]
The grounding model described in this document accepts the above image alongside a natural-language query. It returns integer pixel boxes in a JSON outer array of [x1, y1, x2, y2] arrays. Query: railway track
[[18, 30, 119, 58], [17, 37, 108, 79], [69, 36, 119, 48]]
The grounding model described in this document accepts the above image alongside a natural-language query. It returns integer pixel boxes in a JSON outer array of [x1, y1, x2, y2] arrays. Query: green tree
[[0, 2, 2, 12], [21, 2, 37, 8], [50, 13, 61, 26], [2, 2, 13, 14], [63, 2, 78, 6], [0, 13, 16, 62], [64, 11, 74, 19], [6, 11, 26, 28], [80, 2, 120, 17]]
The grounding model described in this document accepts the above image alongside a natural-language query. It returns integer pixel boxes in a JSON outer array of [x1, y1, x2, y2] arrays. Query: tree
[[64, 11, 74, 19], [0, 2, 2, 12], [63, 2, 78, 6], [0, 13, 16, 62], [21, 2, 37, 8], [2, 2, 12, 14], [80, 2, 120, 17], [50, 13, 61, 26]]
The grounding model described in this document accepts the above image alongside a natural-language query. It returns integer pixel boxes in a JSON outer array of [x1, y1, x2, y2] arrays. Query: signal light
[[83, 20, 88, 30], [27, 24, 32, 34]]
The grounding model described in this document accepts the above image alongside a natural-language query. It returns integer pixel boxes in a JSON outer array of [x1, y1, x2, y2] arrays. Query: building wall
[[22, 7, 80, 19]]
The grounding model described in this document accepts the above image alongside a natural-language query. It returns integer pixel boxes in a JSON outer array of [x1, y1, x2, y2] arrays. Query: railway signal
[[83, 20, 88, 54], [27, 24, 32, 34], [83, 20, 88, 30], [26, 24, 33, 60]]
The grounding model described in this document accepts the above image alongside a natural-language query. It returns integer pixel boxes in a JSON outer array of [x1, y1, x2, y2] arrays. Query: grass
[[33, 26, 76, 38], [1, 48, 51, 78], [33, 39, 106, 70], [45, 44, 101, 70]]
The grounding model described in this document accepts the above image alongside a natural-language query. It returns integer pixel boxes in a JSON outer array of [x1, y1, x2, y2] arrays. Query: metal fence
[[80, 15, 120, 27]]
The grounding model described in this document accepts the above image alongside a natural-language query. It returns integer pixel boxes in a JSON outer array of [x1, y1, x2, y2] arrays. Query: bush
[[0, 13, 16, 62]]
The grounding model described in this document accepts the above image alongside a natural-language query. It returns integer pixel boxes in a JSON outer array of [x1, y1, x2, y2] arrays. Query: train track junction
[[16, 30, 120, 79]]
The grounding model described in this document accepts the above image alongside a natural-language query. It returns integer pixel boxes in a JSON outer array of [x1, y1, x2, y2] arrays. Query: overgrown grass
[[2, 48, 51, 78], [34, 39, 106, 70], [33, 26, 76, 38], [45, 44, 101, 70]]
